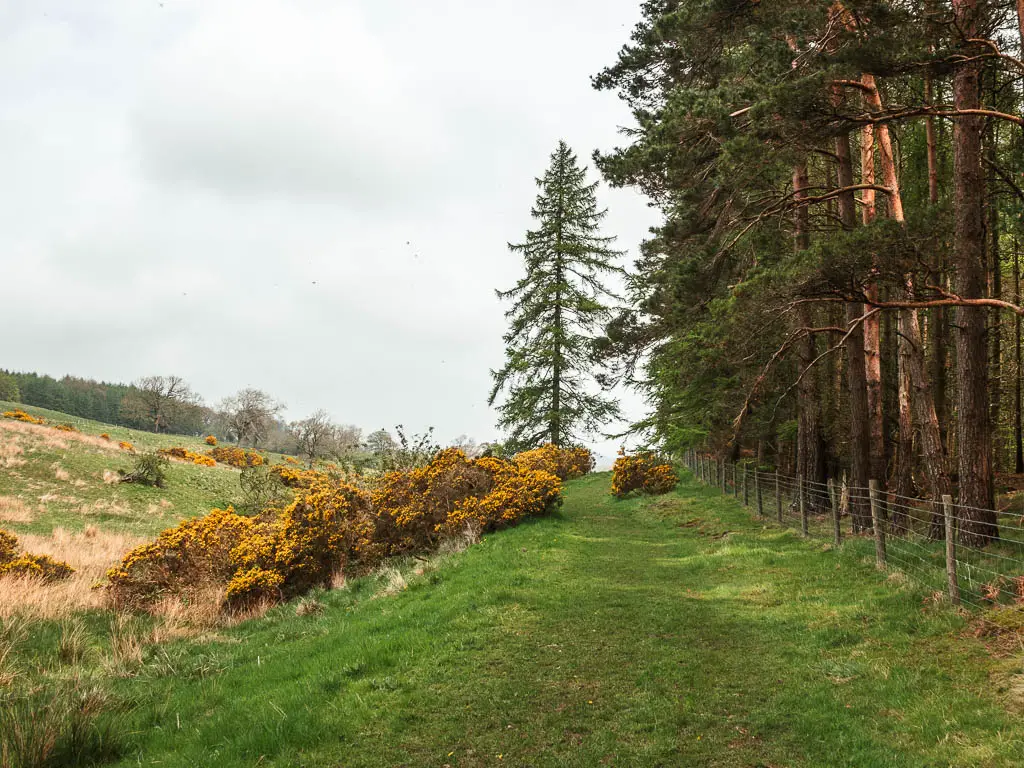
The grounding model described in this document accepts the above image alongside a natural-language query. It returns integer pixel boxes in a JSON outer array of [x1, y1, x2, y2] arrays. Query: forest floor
[[88, 472, 1024, 767]]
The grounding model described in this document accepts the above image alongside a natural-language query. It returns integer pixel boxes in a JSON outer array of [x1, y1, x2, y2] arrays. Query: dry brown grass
[[377, 565, 408, 597], [78, 499, 133, 518], [0, 418, 120, 454], [51, 463, 70, 482], [0, 434, 26, 469], [0, 527, 146, 620], [0, 495, 36, 524]]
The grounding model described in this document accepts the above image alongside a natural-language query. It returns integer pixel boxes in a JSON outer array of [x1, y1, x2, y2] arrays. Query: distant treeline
[[0, 370, 206, 435]]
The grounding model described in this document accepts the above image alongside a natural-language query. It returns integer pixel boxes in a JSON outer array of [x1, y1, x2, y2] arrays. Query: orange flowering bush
[[107, 449, 562, 612], [0, 528, 74, 581], [55, 423, 79, 433], [106, 507, 255, 609], [100, 432, 111, 440], [208, 446, 265, 468], [284, 456, 299, 465], [373, 449, 561, 553], [205, 435, 218, 446], [611, 450, 678, 498], [2, 409, 45, 425], [269, 464, 322, 488], [514, 444, 595, 480], [119, 441, 135, 453], [227, 480, 379, 607], [159, 447, 218, 467]]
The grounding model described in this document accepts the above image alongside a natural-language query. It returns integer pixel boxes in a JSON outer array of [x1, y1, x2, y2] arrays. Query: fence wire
[[683, 451, 1024, 611]]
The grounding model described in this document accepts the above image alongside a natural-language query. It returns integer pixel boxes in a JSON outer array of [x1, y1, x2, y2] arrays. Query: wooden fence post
[[798, 473, 807, 536], [733, 463, 739, 499], [869, 479, 886, 569], [943, 495, 960, 606], [755, 468, 763, 517], [720, 460, 726, 494], [743, 464, 750, 506], [828, 479, 841, 547], [775, 470, 782, 523]]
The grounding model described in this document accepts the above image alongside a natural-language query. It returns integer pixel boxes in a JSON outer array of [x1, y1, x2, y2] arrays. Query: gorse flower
[[208, 446, 265, 468], [611, 450, 678, 498], [0, 528, 75, 581], [159, 447, 218, 467], [2, 409, 45, 425], [514, 444, 594, 480], [106, 447, 563, 612]]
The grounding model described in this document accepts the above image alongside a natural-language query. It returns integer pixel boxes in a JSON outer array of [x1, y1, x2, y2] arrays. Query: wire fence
[[683, 450, 1024, 613]]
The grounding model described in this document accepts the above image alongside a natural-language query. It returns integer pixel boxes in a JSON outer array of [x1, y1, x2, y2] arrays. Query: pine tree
[[489, 141, 623, 452]]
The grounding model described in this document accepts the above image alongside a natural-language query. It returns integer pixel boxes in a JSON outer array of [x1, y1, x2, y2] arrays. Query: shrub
[[54, 423, 79, 433], [2, 409, 45, 426], [240, 465, 292, 513], [118, 452, 169, 488], [208, 446, 265, 468], [100, 433, 111, 441], [611, 451, 678, 498], [228, 481, 379, 607], [205, 435, 218, 446], [373, 449, 561, 553], [158, 447, 216, 467], [106, 449, 562, 612], [106, 507, 255, 609], [515, 444, 595, 480], [118, 441, 135, 453], [0, 528, 75, 581]]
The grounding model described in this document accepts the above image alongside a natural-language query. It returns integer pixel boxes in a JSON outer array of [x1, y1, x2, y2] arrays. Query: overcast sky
[[1, 0, 659, 456]]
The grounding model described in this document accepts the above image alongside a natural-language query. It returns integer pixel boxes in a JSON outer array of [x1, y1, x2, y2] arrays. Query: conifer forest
[[593, 0, 1024, 548]]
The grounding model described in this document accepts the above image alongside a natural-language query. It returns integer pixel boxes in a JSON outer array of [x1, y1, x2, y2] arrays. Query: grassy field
[[64, 472, 1023, 767], [0, 400, 248, 537], [5, 412, 1024, 767]]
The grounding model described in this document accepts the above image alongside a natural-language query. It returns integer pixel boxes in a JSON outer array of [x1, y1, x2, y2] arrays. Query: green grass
[[0, 401, 265, 537], [91, 472, 1024, 767]]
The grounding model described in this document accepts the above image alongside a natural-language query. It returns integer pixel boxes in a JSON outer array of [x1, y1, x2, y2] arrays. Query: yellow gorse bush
[[2, 409, 45, 425], [0, 528, 75, 581], [119, 441, 135, 452], [159, 447, 217, 467], [208, 446, 265, 468], [107, 448, 562, 612], [205, 435, 218, 446], [611, 450, 679, 499], [514, 444, 595, 480], [106, 506, 255, 609], [54, 423, 79, 433], [373, 449, 561, 554]]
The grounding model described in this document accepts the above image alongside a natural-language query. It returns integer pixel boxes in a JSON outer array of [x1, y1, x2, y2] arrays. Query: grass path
[[114, 472, 1024, 767]]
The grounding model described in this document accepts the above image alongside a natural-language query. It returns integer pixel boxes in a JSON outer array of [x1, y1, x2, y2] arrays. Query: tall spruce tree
[[489, 141, 623, 452]]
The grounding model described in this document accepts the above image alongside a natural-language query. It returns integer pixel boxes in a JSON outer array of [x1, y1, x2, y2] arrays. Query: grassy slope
[[0, 401, 252, 537], [109, 473, 1024, 768]]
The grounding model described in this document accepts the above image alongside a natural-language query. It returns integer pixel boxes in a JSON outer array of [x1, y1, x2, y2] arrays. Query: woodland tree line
[[586, 0, 1024, 547]]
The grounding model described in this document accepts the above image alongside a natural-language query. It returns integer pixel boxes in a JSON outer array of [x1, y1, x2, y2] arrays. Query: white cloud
[[0, 0, 658, 455]]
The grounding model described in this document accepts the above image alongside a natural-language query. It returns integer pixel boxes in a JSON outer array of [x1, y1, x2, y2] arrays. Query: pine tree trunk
[[989, 117, 1002, 475], [859, 94, 886, 489], [925, 73, 948, 452], [836, 125, 873, 531], [862, 74, 932, 523], [793, 162, 825, 509], [952, 0, 998, 545], [1016, 240, 1023, 473]]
